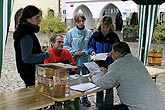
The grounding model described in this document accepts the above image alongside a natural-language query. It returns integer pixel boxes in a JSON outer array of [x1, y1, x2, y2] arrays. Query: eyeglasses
[[57, 41, 64, 43]]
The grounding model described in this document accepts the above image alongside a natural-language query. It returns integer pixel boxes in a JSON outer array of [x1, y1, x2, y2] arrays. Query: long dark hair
[[13, 5, 41, 40], [19, 5, 40, 24]]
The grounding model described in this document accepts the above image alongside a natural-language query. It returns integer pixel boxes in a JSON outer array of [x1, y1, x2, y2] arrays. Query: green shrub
[[151, 21, 165, 53], [123, 25, 139, 37], [39, 15, 67, 38], [153, 22, 165, 43]]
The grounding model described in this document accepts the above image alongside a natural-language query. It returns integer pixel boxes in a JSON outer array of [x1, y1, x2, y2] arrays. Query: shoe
[[44, 105, 55, 110], [81, 100, 91, 107]]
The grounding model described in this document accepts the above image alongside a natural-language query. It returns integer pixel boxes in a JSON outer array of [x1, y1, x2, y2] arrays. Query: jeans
[[77, 66, 89, 75], [96, 88, 114, 109], [77, 66, 89, 102]]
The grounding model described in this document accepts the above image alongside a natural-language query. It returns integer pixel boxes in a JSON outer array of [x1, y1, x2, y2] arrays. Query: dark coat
[[88, 31, 120, 67], [13, 23, 43, 86]]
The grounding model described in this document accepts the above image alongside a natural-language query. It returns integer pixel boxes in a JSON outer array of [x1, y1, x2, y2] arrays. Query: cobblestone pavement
[[0, 32, 165, 109]]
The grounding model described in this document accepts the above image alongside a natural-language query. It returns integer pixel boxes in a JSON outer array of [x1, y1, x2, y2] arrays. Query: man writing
[[89, 42, 164, 110]]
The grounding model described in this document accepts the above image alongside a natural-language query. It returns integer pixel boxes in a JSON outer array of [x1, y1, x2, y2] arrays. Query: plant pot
[[148, 52, 163, 66]]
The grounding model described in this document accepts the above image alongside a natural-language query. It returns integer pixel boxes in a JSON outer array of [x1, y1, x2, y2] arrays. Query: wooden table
[[28, 85, 104, 110], [0, 88, 55, 110], [47, 89, 84, 110], [146, 66, 165, 82]]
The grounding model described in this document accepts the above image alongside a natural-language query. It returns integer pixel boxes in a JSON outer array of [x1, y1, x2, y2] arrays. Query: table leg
[[74, 97, 80, 110], [64, 100, 73, 110], [152, 75, 157, 82], [64, 97, 80, 110]]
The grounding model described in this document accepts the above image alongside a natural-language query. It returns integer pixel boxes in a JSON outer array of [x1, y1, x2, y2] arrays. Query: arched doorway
[[115, 12, 123, 31], [100, 4, 122, 31], [130, 12, 138, 25], [48, 9, 54, 17]]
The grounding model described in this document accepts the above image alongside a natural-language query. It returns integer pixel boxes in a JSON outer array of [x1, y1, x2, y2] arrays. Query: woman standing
[[13, 5, 50, 87], [88, 15, 120, 109]]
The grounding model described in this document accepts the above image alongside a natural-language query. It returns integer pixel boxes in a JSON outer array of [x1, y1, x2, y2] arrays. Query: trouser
[[76, 66, 89, 75], [77, 66, 89, 102], [97, 103, 128, 110], [114, 103, 129, 110], [20, 72, 35, 87], [96, 88, 114, 108]]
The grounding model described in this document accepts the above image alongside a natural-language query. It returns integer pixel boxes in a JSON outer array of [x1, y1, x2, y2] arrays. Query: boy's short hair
[[74, 13, 86, 23]]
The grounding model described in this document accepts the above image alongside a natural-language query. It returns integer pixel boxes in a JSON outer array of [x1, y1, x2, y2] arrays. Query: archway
[[130, 12, 138, 25], [48, 9, 54, 17], [100, 3, 122, 31], [115, 12, 123, 31], [101, 4, 120, 22]]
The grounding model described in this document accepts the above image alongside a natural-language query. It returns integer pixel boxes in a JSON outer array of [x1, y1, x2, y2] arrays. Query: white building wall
[[9, 0, 59, 32], [65, 0, 138, 30], [65, 1, 137, 19], [9, 0, 165, 32]]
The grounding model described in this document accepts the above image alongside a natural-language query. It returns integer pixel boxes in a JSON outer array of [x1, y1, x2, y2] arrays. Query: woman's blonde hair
[[97, 15, 114, 31]]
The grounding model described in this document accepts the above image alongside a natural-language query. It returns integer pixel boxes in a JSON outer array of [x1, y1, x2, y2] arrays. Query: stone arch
[[14, 8, 23, 29], [100, 4, 121, 23], [99, 3, 122, 31]]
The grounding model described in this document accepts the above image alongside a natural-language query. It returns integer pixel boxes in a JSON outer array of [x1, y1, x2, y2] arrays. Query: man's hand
[[107, 52, 112, 57], [89, 73, 95, 79], [91, 51, 96, 56], [100, 67, 107, 73], [75, 51, 83, 57]]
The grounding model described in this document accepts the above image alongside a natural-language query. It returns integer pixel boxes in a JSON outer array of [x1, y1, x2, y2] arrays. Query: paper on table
[[91, 53, 108, 61], [85, 86, 101, 93], [84, 62, 104, 75], [70, 82, 100, 92]]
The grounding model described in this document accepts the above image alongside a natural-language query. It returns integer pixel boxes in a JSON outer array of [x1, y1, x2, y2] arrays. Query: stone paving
[[0, 32, 165, 109]]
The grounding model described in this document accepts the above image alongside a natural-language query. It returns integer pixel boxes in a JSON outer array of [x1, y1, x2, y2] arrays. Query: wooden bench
[[146, 66, 165, 82]]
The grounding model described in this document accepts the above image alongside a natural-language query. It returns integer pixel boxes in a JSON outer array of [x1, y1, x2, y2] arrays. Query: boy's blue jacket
[[64, 27, 92, 67]]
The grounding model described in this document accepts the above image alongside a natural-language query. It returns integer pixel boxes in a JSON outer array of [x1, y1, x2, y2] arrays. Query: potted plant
[[148, 21, 165, 66], [123, 25, 139, 42]]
